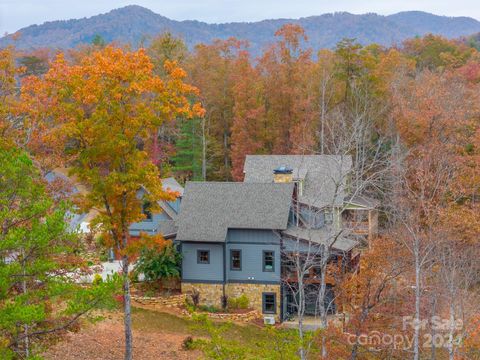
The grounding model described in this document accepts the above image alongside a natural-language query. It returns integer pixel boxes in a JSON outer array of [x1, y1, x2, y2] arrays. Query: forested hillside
[[2, 5, 480, 55], [1, 22, 480, 359]]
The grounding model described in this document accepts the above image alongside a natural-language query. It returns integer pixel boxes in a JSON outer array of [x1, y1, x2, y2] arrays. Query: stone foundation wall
[[181, 282, 281, 319], [226, 283, 281, 318], [181, 282, 224, 308]]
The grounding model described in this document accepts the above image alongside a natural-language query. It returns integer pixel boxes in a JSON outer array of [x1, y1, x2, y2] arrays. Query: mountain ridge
[[2, 5, 480, 54]]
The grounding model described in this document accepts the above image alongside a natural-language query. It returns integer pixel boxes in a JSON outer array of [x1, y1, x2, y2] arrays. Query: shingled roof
[[282, 226, 358, 252], [243, 155, 352, 208], [176, 182, 294, 242]]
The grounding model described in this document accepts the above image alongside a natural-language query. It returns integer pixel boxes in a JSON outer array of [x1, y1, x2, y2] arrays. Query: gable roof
[[176, 182, 294, 242], [161, 177, 184, 197], [243, 155, 352, 208], [344, 194, 379, 209], [137, 177, 184, 220]]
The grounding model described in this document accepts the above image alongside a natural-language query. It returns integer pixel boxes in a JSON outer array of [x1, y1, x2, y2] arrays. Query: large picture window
[[262, 293, 276, 314], [230, 249, 242, 271], [263, 250, 275, 272], [197, 250, 210, 264]]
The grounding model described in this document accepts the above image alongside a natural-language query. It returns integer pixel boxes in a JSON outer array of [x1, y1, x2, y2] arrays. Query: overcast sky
[[1, 0, 480, 35]]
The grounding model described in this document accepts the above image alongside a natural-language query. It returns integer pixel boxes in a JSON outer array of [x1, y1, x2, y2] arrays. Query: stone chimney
[[273, 166, 293, 183]]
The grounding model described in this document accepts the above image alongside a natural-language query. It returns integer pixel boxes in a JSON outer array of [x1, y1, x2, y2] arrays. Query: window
[[142, 201, 152, 221], [263, 251, 275, 272], [325, 210, 333, 224], [262, 293, 276, 314], [230, 249, 242, 271], [197, 250, 210, 264], [293, 179, 304, 196]]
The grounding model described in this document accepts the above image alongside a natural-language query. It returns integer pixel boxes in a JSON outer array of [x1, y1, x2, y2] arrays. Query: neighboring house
[[128, 177, 184, 240], [45, 169, 98, 235], [176, 155, 379, 321], [45, 170, 183, 241]]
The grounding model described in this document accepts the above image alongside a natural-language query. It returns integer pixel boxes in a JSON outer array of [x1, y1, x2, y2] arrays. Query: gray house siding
[[168, 198, 181, 213], [182, 242, 224, 283], [129, 211, 171, 236], [129, 187, 176, 236], [226, 228, 280, 244], [226, 243, 280, 283], [226, 229, 280, 283]]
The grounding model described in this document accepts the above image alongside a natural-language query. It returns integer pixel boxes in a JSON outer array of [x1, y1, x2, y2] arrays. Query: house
[[176, 182, 293, 316], [45, 168, 98, 235], [46, 170, 183, 244], [176, 155, 379, 321], [128, 177, 184, 240]]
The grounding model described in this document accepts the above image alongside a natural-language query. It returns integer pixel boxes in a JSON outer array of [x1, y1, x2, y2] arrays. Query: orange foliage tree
[[20, 46, 203, 360], [0, 46, 23, 143]]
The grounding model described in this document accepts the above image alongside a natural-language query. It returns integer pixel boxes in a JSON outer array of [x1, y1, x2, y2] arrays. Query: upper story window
[[197, 250, 210, 264], [325, 210, 333, 224], [263, 250, 275, 272], [299, 206, 325, 229], [142, 201, 152, 221], [230, 249, 242, 271]]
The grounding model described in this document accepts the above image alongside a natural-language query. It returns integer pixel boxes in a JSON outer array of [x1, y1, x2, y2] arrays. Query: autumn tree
[[257, 24, 317, 154], [0, 46, 21, 142], [230, 50, 264, 180], [403, 34, 475, 70], [148, 32, 188, 76], [341, 236, 406, 359], [147, 33, 190, 171], [20, 46, 203, 360], [187, 38, 246, 180], [17, 48, 51, 77]]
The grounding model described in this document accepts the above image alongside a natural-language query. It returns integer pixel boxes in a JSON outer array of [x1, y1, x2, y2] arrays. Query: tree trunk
[[201, 117, 207, 181], [122, 253, 133, 360], [318, 249, 329, 359], [413, 239, 421, 360], [447, 302, 455, 360], [319, 70, 327, 155], [22, 264, 29, 359], [430, 296, 437, 360], [297, 271, 306, 360]]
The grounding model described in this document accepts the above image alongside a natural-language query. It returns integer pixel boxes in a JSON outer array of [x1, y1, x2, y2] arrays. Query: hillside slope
[[2, 6, 480, 54]]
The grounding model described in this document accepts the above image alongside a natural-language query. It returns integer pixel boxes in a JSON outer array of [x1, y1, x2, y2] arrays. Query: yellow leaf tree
[[21, 46, 203, 360]]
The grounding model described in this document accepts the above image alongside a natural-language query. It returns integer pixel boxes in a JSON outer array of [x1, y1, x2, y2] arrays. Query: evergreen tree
[[172, 117, 204, 181], [0, 145, 118, 359]]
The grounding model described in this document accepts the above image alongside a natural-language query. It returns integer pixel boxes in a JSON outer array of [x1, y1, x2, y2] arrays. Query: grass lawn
[[131, 306, 271, 349], [44, 306, 292, 359]]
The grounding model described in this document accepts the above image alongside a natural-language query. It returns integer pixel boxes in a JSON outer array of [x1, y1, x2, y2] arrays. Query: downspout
[[223, 242, 227, 306], [280, 236, 284, 323]]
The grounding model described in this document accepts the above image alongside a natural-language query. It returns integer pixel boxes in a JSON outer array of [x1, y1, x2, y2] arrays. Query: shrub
[[191, 290, 200, 307], [92, 273, 103, 285], [184, 298, 196, 314], [198, 304, 221, 313], [228, 294, 249, 310], [182, 336, 195, 350], [133, 244, 181, 281], [236, 294, 249, 309], [143, 289, 155, 297]]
